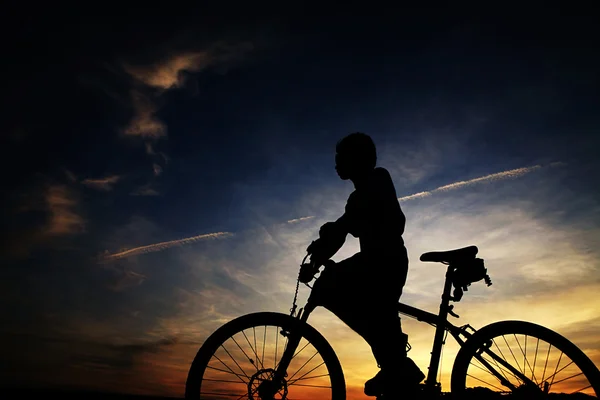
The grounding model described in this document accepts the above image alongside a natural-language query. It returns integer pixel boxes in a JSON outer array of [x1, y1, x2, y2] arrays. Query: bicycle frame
[[273, 265, 469, 393]]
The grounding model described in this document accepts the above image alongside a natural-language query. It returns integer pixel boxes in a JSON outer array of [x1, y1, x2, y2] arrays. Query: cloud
[[0, 323, 184, 395], [118, 43, 253, 190], [1, 182, 87, 259], [122, 91, 167, 139], [286, 216, 315, 224], [130, 184, 160, 196], [63, 169, 77, 183], [122, 45, 251, 140], [44, 185, 85, 236], [124, 52, 213, 90], [145, 142, 155, 155], [100, 231, 234, 262], [397, 164, 560, 202], [81, 175, 121, 191], [107, 269, 147, 292]]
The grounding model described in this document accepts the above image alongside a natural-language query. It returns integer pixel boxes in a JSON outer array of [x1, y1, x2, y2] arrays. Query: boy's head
[[335, 132, 377, 180]]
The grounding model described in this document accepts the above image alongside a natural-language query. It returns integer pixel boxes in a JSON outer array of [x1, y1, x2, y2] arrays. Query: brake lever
[[448, 305, 460, 318]]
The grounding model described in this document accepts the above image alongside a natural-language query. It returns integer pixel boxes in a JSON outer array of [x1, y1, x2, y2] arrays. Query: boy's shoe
[[364, 358, 425, 397]]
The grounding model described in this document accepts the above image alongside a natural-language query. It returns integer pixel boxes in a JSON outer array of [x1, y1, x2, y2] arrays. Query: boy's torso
[[346, 167, 407, 260]]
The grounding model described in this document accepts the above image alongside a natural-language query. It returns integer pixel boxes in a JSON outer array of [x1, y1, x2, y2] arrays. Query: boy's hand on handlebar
[[299, 257, 336, 284], [306, 239, 320, 255], [299, 262, 319, 284], [319, 221, 337, 238]]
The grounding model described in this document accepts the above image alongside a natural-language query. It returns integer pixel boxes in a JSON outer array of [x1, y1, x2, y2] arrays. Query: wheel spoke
[[288, 350, 320, 381], [262, 325, 267, 368], [211, 354, 248, 384], [544, 359, 574, 386], [206, 364, 248, 381], [200, 391, 247, 397], [572, 384, 593, 394], [220, 344, 251, 379], [541, 343, 552, 384], [292, 341, 311, 361], [478, 344, 513, 384], [517, 334, 539, 386], [274, 335, 290, 371], [550, 371, 584, 386], [288, 372, 330, 382], [523, 335, 527, 377], [202, 378, 247, 384], [287, 382, 332, 388], [232, 334, 258, 372], [242, 329, 264, 370], [547, 350, 563, 389], [532, 337, 540, 382], [235, 384, 258, 400], [253, 326, 258, 367], [474, 351, 520, 387], [503, 334, 524, 376], [490, 338, 512, 383], [289, 361, 326, 385], [274, 325, 279, 369]]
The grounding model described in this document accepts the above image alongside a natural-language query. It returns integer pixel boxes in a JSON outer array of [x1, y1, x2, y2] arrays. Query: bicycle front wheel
[[185, 312, 346, 400], [451, 320, 600, 398]]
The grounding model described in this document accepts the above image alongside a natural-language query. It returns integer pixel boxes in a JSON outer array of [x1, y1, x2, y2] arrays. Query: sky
[[2, 5, 600, 399]]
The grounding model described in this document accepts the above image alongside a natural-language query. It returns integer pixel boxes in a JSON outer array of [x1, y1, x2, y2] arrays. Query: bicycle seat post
[[425, 264, 455, 390]]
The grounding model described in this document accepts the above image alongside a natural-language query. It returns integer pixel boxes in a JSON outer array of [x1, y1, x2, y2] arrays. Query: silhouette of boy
[[307, 132, 425, 397]]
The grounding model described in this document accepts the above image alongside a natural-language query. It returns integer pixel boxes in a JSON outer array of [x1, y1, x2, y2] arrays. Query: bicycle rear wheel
[[185, 312, 346, 400], [451, 320, 600, 398]]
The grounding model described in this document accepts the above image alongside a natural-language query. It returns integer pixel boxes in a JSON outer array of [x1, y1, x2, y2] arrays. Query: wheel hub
[[248, 368, 288, 400]]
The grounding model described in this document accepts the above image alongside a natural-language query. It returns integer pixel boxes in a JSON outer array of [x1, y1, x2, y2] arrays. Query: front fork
[[262, 301, 317, 396], [275, 302, 316, 378], [253, 304, 315, 399]]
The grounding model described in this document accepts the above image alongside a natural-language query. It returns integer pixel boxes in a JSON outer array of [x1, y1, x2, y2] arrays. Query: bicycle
[[185, 245, 600, 399]]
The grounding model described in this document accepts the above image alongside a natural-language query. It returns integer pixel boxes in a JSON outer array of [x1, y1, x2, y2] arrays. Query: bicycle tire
[[451, 320, 600, 397], [185, 312, 346, 400]]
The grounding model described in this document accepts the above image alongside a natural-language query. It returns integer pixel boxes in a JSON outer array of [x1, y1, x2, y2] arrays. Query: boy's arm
[[334, 190, 365, 238], [309, 220, 347, 265], [306, 214, 349, 267], [307, 191, 361, 263]]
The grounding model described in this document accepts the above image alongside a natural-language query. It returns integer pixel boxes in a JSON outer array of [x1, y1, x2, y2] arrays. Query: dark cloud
[[0, 330, 182, 390], [80, 176, 122, 191], [129, 185, 160, 197]]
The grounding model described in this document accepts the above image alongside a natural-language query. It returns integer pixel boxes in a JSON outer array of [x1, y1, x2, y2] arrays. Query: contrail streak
[[100, 231, 234, 262], [397, 164, 548, 202], [101, 163, 561, 262], [286, 216, 315, 224]]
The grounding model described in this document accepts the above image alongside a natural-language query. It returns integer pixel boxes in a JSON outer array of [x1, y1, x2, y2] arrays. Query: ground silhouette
[[2, 386, 596, 399]]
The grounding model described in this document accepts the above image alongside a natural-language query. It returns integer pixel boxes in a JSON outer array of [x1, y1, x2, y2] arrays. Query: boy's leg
[[309, 254, 424, 395], [309, 252, 406, 350]]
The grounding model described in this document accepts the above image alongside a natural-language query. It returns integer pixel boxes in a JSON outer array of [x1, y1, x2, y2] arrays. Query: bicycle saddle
[[420, 245, 478, 263]]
